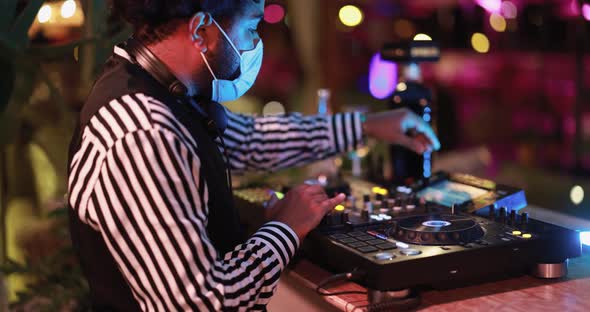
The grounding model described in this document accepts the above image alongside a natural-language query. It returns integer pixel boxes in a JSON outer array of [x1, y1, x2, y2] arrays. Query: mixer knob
[[379, 201, 389, 214], [509, 210, 517, 225], [361, 209, 370, 221], [499, 207, 507, 223], [520, 212, 529, 224], [520, 212, 529, 230], [346, 195, 356, 210], [488, 205, 496, 219], [323, 205, 348, 225]]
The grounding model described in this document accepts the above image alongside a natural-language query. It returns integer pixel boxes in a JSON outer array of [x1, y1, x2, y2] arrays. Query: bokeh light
[[500, 1, 518, 19], [262, 101, 285, 116], [396, 82, 407, 92], [369, 52, 398, 99], [339, 5, 364, 27], [61, 0, 76, 19], [471, 33, 490, 53], [476, 0, 501, 13], [490, 13, 506, 32], [264, 4, 285, 24], [37, 4, 52, 23], [570, 185, 584, 205], [583, 4, 590, 21], [413, 33, 432, 41]]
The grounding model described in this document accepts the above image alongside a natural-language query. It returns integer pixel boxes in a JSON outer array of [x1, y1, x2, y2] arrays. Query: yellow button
[[274, 191, 284, 200], [372, 187, 388, 196], [512, 231, 522, 236], [522, 233, 532, 239], [335, 205, 345, 212]]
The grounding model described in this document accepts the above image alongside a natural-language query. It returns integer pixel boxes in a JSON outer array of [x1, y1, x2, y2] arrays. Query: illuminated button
[[395, 242, 409, 249], [512, 231, 522, 236], [522, 233, 532, 239], [400, 248, 421, 256], [374, 252, 395, 260], [335, 205, 345, 212], [372, 187, 388, 196], [274, 191, 284, 200]]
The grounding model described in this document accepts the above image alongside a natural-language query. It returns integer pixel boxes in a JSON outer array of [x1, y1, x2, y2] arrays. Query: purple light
[[583, 4, 590, 21], [476, 0, 501, 13], [500, 1, 517, 19], [369, 53, 398, 99], [264, 4, 285, 24]]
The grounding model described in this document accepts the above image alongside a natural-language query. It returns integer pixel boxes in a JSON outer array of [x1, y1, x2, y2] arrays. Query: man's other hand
[[364, 108, 441, 154], [271, 185, 345, 241]]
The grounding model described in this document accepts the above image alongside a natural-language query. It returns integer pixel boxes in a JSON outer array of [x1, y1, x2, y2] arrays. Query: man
[[67, 0, 440, 311]]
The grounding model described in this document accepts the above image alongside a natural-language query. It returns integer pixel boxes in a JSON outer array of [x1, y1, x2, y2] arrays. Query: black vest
[[67, 52, 244, 311]]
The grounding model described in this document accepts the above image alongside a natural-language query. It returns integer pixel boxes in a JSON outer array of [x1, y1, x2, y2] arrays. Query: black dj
[[67, 0, 441, 310]]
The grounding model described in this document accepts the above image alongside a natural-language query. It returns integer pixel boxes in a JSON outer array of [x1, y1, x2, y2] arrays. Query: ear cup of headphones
[[169, 80, 188, 97], [126, 38, 188, 97], [126, 38, 227, 138]]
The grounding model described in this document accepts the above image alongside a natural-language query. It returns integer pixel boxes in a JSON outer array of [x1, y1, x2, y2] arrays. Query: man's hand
[[363, 108, 441, 154], [270, 185, 345, 241]]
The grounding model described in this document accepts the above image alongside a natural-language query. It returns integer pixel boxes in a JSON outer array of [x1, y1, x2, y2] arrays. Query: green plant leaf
[[9, 0, 45, 48], [0, 0, 18, 31]]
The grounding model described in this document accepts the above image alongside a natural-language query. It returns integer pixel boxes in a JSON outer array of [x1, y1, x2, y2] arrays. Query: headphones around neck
[[125, 37, 228, 138]]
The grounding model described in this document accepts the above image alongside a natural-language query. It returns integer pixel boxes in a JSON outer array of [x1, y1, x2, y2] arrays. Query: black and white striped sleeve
[[222, 111, 364, 172], [90, 126, 299, 311]]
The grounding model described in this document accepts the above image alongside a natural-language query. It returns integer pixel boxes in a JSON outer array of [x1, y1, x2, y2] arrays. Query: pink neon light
[[476, 0, 501, 13], [264, 4, 285, 24], [583, 4, 590, 21], [369, 53, 398, 100]]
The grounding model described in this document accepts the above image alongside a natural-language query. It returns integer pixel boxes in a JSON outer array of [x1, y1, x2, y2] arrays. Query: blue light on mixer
[[581, 231, 590, 246]]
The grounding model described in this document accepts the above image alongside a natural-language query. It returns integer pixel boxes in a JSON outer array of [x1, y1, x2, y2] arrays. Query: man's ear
[[189, 12, 213, 53]]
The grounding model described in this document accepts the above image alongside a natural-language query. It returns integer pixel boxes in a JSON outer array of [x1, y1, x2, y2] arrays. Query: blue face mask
[[199, 17, 263, 103]]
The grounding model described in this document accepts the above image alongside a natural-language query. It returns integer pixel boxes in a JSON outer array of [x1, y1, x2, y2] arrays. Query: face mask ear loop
[[200, 51, 218, 80], [211, 17, 241, 59]]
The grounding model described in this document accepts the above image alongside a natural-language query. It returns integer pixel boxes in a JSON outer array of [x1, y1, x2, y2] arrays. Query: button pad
[[348, 241, 368, 248], [357, 246, 379, 253], [376, 243, 398, 250]]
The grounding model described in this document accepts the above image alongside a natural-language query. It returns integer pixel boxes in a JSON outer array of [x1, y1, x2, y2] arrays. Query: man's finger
[[410, 115, 441, 151], [396, 134, 426, 154], [320, 193, 346, 212]]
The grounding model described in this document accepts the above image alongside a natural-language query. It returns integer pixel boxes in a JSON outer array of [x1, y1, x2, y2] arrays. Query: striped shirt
[[68, 49, 363, 312]]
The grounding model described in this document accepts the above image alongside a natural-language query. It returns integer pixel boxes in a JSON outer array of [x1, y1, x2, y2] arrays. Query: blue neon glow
[[368, 52, 398, 99], [423, 151, 432, 178], [581, 231, 590, 246], [423, 113, 431, 122]]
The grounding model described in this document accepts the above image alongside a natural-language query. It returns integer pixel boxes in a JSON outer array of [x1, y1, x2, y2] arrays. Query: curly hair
[[112, 0, 261, 45]]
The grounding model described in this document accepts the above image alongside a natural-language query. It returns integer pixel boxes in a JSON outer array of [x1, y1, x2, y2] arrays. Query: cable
[[315, 270, 368, 296]]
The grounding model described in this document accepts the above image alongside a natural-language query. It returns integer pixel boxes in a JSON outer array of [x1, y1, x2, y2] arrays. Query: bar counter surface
[[280, 253, 590, 311]]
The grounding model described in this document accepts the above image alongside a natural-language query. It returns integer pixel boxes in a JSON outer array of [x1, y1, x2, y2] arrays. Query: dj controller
[[234, 172, 582, 300]]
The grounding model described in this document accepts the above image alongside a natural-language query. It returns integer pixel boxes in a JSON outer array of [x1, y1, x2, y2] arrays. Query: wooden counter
[[283, 254, 590, 311]]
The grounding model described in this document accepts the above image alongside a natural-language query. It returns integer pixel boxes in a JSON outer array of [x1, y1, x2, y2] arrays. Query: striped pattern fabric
[[68, 92, 363, 311]]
